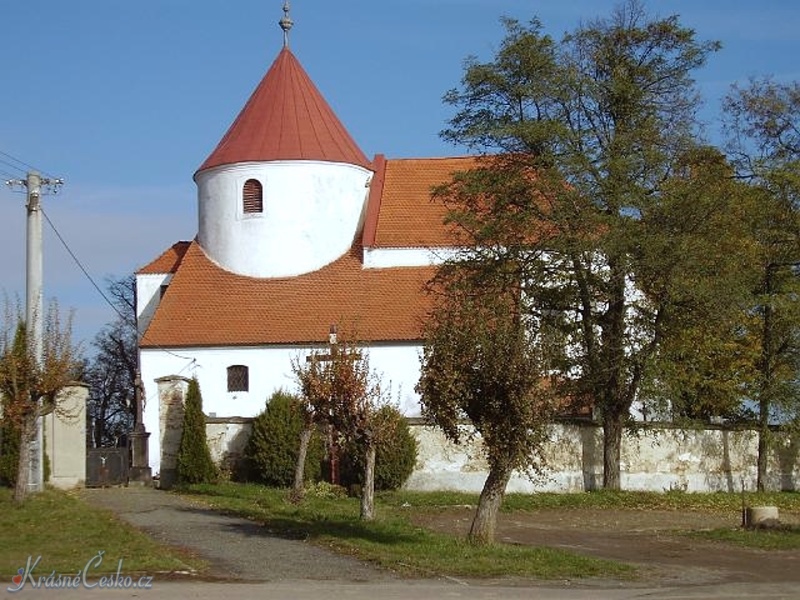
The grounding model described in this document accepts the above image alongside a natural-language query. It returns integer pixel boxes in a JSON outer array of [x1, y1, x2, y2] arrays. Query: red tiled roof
[[197, 48, 371, 173], [137, 241, 191, 275], [140, 241, 435, 348], [364, 156, 478, 248]]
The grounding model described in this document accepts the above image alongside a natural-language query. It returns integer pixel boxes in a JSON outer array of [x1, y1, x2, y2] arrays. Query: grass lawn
[[0, 487, 206, 578], [498, 489, 798, 513], [344, 487, 800, 514], [179, 482, 633, 580], [690, 526, 800, 550]]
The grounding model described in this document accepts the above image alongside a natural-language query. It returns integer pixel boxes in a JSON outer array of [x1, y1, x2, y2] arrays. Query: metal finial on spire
[[279, 1, 293, 48]]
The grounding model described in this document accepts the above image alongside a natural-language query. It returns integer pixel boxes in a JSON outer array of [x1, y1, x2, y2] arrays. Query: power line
[[41, 206, 124, 318], [0, 149, 58, 180], [40, 204, 195, 361], [0, 158, 26, 175]]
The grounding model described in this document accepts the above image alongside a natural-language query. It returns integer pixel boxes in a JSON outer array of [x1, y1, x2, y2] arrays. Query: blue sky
[[1, 0, 799, 351]]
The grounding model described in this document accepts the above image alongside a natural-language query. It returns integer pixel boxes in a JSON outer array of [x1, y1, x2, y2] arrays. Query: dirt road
[[413, 506, 800, 587]]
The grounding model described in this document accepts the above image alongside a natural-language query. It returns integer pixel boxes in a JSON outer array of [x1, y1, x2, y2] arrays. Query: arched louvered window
[[227, 365, 249, 392], [242, 179, 263, 214]]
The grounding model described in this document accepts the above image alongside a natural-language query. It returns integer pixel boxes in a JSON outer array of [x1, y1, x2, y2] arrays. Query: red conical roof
[[197, 47, 371, 173]]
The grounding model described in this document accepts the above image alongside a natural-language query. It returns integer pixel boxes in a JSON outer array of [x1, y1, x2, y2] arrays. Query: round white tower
[[194, 9, 373, 278]]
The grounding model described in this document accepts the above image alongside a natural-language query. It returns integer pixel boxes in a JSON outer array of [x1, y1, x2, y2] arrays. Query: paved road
[[11, 579, 800, 599], [63, 487, 799, 600]]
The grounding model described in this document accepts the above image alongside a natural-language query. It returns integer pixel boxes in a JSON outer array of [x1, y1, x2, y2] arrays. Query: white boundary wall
[[406, 422, 799, 493], [153, 397, 800, 492]]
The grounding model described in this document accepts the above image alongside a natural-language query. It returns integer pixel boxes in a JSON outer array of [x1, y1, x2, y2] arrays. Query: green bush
[[339, 405, 417, 491], [303, 480, 347, 499], [243, 390, 324, 487], [0, 416, 20, 487], [176, 378, 218, 485]]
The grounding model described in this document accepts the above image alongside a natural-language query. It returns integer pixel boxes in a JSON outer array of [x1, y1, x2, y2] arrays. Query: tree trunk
[[13, 414, 36, 504], [756, 279, 774, 493], [291, 424, 313, 502], [360, 443, 376, 521], [93, 403, 105, 449], [600, 258, 627, 492], [757, 401, 770, 492], [468, 463, 512, 545], [602, 412, 623, 491]]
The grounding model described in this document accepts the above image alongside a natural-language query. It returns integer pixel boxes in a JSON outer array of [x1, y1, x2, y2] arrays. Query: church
[[134, 7, 785, 493], [135, 8, 468, 477]]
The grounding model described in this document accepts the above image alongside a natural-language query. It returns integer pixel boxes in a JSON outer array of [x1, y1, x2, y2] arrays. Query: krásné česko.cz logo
[[8, 551, 154, 592]]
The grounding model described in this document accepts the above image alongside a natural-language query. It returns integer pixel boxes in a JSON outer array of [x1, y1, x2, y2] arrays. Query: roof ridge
[[386, 155, 479, 162], [362, 154, 387, 247]]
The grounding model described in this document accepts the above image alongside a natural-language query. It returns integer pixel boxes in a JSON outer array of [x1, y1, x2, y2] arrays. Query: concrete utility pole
[[7, 171, 62, 493], [26, 172, 44, 494]]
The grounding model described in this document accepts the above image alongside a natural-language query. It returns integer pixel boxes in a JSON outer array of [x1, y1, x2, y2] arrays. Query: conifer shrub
[[243, 390, 324, 487], [0, 416, 20, 487], [176, 378, 218, 485], [339, 405, 417, 491]]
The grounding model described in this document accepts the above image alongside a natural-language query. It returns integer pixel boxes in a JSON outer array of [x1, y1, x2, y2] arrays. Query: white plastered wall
[[406, 423, 798, 493], [136, 273, 172, 336], [362, 247, 461, 269], [140, 342, 423, 474], [196, 161, 373, 278]]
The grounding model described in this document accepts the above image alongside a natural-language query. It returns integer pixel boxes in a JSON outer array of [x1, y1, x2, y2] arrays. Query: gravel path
[[78, 487, 394, 582]]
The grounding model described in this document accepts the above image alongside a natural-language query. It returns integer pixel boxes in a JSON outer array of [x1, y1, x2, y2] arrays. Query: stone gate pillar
[[155, 375, 190, 489], [44, 383, 88, 489]]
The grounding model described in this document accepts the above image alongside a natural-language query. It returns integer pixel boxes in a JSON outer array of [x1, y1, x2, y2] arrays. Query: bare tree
[[0, 301, 81, 503], [85, 276, 137, 448], [290, 355, 324, 501], [292, 335, 386, 520]]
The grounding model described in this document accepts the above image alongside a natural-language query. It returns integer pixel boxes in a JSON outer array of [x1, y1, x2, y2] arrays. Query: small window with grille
[[242, 179, 263, 214], [227, 365, 249, 392]]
